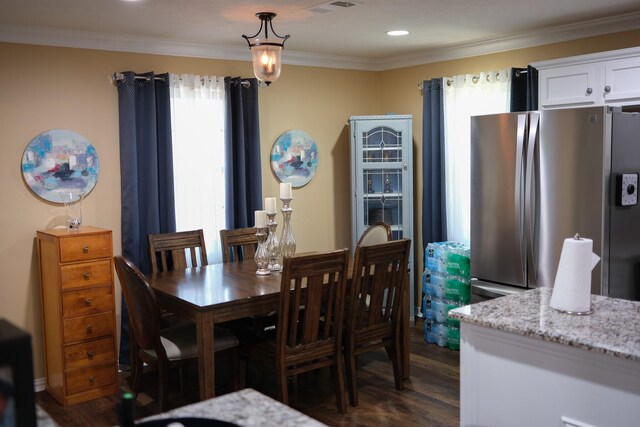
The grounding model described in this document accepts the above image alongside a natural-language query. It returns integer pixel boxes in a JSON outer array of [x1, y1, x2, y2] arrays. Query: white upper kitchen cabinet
[[533, 47, 640, 109]]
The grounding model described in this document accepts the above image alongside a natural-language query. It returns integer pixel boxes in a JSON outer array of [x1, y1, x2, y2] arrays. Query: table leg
[[196, 313, 216, 399]]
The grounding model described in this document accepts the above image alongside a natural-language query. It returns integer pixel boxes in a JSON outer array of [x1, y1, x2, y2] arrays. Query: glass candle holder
[[279, 198, 296, 270], [265, 213, 281, 271], [254, 227, 271, 276]]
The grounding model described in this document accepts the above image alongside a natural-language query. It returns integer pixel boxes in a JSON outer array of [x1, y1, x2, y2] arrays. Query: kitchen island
[[137, 388, 326, 426], [449, 288, 640, 427]]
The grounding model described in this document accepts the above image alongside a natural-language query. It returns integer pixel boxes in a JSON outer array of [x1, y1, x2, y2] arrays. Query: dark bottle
[[120, 391, 135, 427]]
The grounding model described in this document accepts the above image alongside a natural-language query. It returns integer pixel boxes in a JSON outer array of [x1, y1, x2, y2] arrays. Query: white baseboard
[[34, 377, 46, 392]]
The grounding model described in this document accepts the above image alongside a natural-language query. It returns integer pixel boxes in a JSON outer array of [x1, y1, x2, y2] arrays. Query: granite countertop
[[137, 388, 326, 427], [449, 288, 640, 361]]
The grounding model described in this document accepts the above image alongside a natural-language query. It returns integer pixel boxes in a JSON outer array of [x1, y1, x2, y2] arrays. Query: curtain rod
[[418, 69, 519, 91], [110, 72, 251, 88]]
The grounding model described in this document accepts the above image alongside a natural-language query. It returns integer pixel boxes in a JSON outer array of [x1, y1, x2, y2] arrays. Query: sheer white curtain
[[169, 74, 226, 264], [443, 70, 511, 243]]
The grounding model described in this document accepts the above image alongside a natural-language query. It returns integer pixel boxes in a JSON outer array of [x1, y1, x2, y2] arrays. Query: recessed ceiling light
[[387, 30, 409, 36]]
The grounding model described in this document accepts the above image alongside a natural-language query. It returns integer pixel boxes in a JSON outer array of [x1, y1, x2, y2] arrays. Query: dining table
[[146, 259, 411, 400]]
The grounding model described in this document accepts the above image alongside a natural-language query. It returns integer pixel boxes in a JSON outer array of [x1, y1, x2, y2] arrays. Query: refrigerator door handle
[[525, 113, 540, 285], [515, 114, 527, 282]]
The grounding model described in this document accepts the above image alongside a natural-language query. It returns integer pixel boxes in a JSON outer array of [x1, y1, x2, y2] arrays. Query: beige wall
[[0, 42, 379, 378], [1, 28, 638, 379]]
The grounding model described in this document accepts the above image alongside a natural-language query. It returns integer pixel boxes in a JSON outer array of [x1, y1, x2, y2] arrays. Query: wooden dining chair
[[239, 249, 351, 414], [219, 227, 259, 263], [148, 229, 208, 273], [344, 239, 411, 407], [357, 221, 392, 246], [114, 256, 239, 411]]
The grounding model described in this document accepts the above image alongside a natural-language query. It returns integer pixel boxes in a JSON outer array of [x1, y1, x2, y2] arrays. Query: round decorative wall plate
[[21, 129, 100, 204], [270, 130, 318, 188]]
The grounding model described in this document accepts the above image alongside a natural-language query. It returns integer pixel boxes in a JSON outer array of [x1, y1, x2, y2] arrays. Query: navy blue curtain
[[510, 66, 539, 111], [116, 71, 176, 366], [224, 77, 262, 228], [422, 78, 448, 249]]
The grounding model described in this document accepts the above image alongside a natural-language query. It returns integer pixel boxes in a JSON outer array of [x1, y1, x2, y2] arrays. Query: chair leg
[[276, 362, 289, 405], [345, 346, 359, 407], [229, 348, 239, 391], [331, 357, 348, 414], [130, 345, 143, 393], [238, 357, 247, 390], [158, 360, 169, 412], [391, 339, 404, 391]]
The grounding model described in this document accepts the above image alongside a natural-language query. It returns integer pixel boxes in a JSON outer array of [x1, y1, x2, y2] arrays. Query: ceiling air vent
[[308, 1, 358, 14], [330, 1, 357, 7]]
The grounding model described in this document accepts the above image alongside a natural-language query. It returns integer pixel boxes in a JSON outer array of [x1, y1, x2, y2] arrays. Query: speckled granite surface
[[450, 288, 640, 361], [137, 388, 326, 427]]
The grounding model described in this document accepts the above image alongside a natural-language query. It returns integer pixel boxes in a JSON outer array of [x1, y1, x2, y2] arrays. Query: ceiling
[[2, 0, 640, 70]]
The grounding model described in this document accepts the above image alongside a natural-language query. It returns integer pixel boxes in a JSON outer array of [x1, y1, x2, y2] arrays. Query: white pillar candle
[[264, 197, 277, 214], [279, 182, 292, 199], [254, 210, 267, 228]]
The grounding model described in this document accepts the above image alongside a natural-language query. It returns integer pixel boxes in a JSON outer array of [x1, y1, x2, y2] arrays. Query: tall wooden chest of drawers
[[37, 226, 118, 406]]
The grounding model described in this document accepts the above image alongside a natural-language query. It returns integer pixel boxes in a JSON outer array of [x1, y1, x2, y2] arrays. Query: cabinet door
[[604, 57, 640, 104], [351, 118, 411, 243], [539, 64, 598, 108]]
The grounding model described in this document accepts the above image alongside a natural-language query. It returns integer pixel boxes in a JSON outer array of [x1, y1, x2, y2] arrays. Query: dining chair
[[344, 239, 411, 407], [239, 249, 351, 414], [357, 221, 392, 246], [219, 227, 259, 263], [219, 226, 275, 337], [148, 229, 208, 273], [114, 256, 239, 411], [148, 229, 209, 328]]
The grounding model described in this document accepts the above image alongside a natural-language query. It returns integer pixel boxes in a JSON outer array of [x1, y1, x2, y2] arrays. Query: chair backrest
[[357, 222, 392, 246], [113, 256, 163, 355], [219, 227, 259, 263], [347, 239, 411, 337], [148, 229, 208, 273], [277, 249, 350, 359]]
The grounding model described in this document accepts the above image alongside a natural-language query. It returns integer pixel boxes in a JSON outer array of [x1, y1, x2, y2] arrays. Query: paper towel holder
[[550, 232, 598, 316]]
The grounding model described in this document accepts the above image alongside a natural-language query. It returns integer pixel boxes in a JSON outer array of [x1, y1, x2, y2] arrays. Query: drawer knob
[[88, 376, 96, 383], [84, 298, 92, 306], [604, 85, 611, 93], [586, 87, 593, 95], [87, 350, 95, 359], [82, 246, 89, 253], [83, 272, 91, 280], [86, 325, 93, 334]]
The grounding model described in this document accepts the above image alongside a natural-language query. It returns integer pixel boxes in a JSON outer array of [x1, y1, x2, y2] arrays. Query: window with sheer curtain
[[443, 70, 511, 244], [169, 74, 226, 263]]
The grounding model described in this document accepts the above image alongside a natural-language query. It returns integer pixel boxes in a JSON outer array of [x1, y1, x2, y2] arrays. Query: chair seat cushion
[[143, 323, 239, 361]]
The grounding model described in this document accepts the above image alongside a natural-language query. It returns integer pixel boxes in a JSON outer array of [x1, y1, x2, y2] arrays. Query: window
[[169, 74, 226, 263], [443, 70, 511, 243]]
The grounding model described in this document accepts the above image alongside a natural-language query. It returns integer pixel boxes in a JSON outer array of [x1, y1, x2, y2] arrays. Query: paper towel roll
[[549, 235, 600, 314]]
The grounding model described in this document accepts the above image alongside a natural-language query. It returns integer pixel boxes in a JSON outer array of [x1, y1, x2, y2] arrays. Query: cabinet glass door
[[361, 126, 405, 240]]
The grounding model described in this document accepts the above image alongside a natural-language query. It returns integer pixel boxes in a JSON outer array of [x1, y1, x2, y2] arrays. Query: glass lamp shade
[[250, 44, 282, 85]]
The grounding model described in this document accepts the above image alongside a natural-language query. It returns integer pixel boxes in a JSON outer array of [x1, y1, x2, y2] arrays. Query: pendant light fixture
[[242, 12, 290, 86]]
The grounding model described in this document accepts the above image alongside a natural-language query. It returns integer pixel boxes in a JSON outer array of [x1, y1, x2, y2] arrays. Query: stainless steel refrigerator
[[470, 106, 640, 301]]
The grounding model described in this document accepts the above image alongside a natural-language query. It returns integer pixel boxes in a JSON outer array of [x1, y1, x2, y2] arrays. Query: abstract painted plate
[[270, 130, 318, 188], [21, 129, 100, 203]]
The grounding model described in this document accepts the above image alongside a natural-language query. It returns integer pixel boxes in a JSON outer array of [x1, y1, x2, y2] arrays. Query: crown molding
[[0, 24, 250, 61], [375, 11, 640, 71], [1, 11, 639, 72]]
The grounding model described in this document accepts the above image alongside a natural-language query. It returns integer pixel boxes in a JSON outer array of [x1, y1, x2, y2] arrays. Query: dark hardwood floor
[[36, 320, 460, 426]]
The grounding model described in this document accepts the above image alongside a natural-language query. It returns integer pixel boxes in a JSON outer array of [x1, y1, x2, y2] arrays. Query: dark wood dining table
[[147, 260, 410, 400]]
